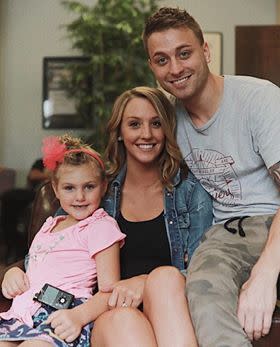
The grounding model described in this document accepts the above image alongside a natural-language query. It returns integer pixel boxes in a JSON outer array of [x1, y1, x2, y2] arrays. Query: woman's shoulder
[[176, 168, 198, 188], [176, 169, 211, 200]]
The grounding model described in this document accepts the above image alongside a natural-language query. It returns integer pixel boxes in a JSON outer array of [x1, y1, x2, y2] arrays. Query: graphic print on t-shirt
[[185, 149, 241, 206], [29, 234, 65, 263]]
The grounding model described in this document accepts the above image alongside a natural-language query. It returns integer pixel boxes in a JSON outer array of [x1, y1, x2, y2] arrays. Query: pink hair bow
[[42, 136, 67, 171]]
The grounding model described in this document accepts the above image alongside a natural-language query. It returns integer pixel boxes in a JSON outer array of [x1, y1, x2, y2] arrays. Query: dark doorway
[[235, 26, 280, 87]]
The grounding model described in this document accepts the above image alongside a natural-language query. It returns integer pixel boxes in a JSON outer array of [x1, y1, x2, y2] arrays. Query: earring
[[117, 136, 122, 141]]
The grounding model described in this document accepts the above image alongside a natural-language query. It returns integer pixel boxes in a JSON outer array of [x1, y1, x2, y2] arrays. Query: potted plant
[[61, 0, 158, 151]]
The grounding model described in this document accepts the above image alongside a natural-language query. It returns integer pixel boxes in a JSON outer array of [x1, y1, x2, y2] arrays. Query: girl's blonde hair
[[52, 134, 105, 183], [105, 86, 186, 189]]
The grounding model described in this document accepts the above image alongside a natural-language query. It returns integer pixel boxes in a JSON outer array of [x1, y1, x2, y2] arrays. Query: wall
[[164, 0, 276, 74], [0, 0, 277, 186]]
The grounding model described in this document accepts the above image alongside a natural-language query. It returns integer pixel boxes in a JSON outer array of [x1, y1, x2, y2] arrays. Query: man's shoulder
[[223, 75, 279, 109], [224, 75, 276, 90]]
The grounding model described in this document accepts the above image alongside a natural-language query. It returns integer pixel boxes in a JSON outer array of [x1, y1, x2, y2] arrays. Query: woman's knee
[[94, 307, 145, 332], [92, 308, 151, 346], [145, 266, 186, 296]]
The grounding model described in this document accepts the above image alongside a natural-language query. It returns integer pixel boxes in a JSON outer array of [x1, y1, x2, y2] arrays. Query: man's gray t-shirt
[[176, 75, 280, 223]]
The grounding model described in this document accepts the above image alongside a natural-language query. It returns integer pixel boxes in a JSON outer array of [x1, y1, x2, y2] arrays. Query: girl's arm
[[72, 241, 121, 322], [1, 267, 29, 299], [46, 242, 120, 343]]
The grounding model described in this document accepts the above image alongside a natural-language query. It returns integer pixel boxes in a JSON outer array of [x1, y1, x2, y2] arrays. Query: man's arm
[[237, 161, 280, 341], [269, 161, 280, 185]]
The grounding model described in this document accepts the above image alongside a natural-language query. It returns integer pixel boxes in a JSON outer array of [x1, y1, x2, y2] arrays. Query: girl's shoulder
[[76, 208, 118, 230]]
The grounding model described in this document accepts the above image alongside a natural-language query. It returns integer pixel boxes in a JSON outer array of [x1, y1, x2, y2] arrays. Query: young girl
[[0, 134, 125, 347]]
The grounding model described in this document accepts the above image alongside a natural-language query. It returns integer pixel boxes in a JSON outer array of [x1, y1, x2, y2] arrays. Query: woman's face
[[120, 97, 165, 166]]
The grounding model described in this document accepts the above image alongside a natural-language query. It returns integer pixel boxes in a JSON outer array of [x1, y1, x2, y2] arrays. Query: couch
[[0, 181, 279, 346]]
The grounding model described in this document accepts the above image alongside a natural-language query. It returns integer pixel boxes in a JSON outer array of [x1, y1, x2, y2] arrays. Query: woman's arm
[[102, 274, 147, 308]]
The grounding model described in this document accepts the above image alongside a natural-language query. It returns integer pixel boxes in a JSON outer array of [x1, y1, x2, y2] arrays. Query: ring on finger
[[122, 302, 128, 307]]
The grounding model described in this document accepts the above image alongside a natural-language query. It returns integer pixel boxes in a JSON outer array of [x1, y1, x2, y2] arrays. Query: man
[[143, 7, 280, 347]]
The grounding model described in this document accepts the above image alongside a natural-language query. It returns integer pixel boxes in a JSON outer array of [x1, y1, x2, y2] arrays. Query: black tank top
[[117, 211, 172, 279]]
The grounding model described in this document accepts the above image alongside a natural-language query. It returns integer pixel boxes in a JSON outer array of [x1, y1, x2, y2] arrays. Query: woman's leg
[[91, 307, 157, 347], [0, 342, 20, 347], [143, 266, 198, 347]]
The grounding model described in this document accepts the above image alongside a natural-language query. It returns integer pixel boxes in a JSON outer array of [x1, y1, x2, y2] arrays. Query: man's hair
[[143, 7, 204, 55]]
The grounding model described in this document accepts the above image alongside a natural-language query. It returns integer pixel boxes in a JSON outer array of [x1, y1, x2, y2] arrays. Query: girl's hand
[[1, 267, 29, 299], [101, 275, 147, 309], [45, 309, 83, 343]]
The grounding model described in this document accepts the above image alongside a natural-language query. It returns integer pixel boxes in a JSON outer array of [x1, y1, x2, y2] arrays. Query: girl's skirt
[[0, 298, 92, 347]]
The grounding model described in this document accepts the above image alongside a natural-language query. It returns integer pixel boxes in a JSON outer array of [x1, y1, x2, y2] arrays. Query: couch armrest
[[0, 167, 16, 195]]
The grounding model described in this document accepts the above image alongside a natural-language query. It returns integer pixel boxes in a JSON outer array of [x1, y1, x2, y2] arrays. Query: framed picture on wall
[[42, 56, 92, 129], [203, 32, 223, 75]]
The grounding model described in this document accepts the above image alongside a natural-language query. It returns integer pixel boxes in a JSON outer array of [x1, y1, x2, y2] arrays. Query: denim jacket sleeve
[[186, 179, 213, 261]]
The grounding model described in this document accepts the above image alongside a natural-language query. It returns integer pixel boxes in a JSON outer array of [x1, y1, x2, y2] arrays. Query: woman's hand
[[45, 309, 83, 343], [100, 275, 147, 309], [1, 267, 30, 299]]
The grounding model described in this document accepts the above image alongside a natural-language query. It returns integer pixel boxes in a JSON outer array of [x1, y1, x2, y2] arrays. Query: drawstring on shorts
[[224, 216, 250, 237]]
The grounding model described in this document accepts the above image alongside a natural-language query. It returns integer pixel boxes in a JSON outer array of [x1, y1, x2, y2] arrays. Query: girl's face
[[120, 97, 165, 166], [53, 163, 107, 222]]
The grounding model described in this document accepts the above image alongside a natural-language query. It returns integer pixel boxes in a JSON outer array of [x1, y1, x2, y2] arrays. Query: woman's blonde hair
[[105, 86, 186, 189]]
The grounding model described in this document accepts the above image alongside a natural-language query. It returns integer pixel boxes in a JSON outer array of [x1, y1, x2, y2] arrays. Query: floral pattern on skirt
[[0, 298, 92, 347]]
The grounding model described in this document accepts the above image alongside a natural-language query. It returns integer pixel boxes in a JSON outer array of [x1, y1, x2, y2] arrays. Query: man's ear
[[203, 42, 211, 64], [148, 58, 153, 71]]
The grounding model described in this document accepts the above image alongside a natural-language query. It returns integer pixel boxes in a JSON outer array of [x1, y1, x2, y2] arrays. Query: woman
[[91, 87, 213, 347]]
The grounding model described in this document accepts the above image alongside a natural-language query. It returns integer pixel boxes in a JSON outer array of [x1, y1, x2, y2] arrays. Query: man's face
[[147, 27, 210, 103]]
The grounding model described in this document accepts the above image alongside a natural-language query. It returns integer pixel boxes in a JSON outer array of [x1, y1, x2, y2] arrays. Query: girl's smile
[[53, 163, 107, 222]]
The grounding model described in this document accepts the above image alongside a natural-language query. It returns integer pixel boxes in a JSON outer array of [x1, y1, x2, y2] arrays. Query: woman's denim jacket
[[102, 167, 213, 271]]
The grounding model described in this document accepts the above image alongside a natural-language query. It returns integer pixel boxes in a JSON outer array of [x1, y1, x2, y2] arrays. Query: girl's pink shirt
[[0, 208, 125, 327]]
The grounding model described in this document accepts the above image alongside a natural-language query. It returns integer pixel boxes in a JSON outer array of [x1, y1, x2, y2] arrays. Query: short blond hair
[[143, 7, 204, 55]]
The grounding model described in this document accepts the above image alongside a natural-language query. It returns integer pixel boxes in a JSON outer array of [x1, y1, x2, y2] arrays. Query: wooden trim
[[277, 0, 280, 24]]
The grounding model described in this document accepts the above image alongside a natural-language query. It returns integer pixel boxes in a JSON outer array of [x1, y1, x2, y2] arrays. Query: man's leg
[[186, 215, 273, 347]]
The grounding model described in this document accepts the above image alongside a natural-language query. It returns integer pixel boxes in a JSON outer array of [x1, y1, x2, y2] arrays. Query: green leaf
[[61, 0, 158, 151]]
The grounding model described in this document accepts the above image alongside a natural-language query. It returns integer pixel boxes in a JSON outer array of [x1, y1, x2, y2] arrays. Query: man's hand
[[237, 271, 277, 341], [45, 309, 83, 343], [1, 267, 29, 299], [100, 275, 147, 309]]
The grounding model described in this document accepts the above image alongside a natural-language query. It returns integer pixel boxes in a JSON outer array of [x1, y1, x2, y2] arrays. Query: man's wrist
[[251, 258, 279, 282]]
